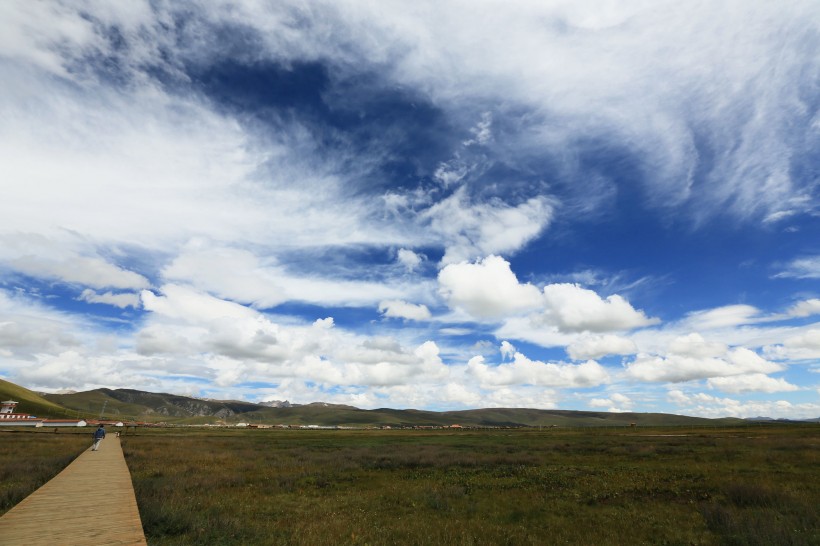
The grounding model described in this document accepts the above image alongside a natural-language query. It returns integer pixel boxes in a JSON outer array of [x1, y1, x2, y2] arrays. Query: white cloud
[[13, 350, 138, 392], [79, 289, 140, 309], [314, 317, 334, 329], [397, 249, 423, 272], [775, 256, 820, 279], [681, 305, 763, 330], [625, 347, 783, 383], [467, 352, 609, 388], [425, 189, 554, 264], [7, 255, 149, 290], [788, 298, 820, 317], [537, 283, 658, 333], [785, 328, 820, 350], [143, 284, 259, 323], [164, 242, 425, 309], [0, 290, 83, 358], [667, 333, 727, 358], [0, 233, 150, 295], [438, 255, 542, 319], [134, 284, 451, 389], [481, 386, 559, 410], [667, 389, 690, 406], [283, 0, 819, 223], [499, 341, 516, 360], [707, 374, 799, 394], [378, 300, 431, 321], [0, 2, 107, 78], [765, 328, 820, 360], [464, 112, 493, 146], [666, 390, 820, 420], [494, 317, 582, 350], [567, 334, 637, 360], [439, 256, 655, 332], [433, 159, 472, 188], [163, 244, 287, 309], [589, 392, 633, 412]]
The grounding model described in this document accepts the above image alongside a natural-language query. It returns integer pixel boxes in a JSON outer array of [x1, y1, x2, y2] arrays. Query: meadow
[[117, 425, 820, 545], [0, 429, 89, 516]]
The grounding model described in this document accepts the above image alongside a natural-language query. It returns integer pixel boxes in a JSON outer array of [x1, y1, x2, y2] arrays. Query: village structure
[[0, 399, 92, 428]]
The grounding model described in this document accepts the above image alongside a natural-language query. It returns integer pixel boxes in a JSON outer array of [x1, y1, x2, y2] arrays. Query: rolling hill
[[0, 378, 72, 419], [0, 379, 760, 427]]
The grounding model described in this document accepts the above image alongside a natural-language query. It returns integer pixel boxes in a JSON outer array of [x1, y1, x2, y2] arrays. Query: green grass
[[0, 429, 89, 515], [118, 425, 820, 545], [0, 378, 69, 419]]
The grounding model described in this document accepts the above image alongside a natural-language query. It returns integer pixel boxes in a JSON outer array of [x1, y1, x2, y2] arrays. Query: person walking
[[91, 424, 106, 451]]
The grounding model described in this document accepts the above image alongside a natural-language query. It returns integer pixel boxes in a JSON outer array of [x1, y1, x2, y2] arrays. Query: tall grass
[[118, 426, 820, 545], [0, 429, 89, 515]]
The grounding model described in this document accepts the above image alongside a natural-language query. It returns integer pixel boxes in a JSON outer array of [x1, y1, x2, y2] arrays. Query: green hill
[[43, 388, 263, 422], [0, 378, 70, 419], [0, 378, 751, 427]]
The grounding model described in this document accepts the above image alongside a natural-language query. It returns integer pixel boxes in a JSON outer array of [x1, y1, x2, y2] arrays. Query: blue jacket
[[94, 427, 106, 440]]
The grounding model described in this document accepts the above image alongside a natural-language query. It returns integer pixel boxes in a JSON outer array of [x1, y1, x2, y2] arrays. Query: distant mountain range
[[1, 378, 816, 427]]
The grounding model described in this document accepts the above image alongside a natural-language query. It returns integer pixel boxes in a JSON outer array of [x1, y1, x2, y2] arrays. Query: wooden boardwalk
[[0, 435, 147, 545]]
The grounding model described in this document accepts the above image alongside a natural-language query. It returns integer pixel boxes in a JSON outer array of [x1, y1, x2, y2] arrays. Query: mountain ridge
[[1, 380, 815, 427]]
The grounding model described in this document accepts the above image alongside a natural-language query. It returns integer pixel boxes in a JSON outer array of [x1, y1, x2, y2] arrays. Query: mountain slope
[[0, 380, 755, 427], [0, 378, 70, 418]]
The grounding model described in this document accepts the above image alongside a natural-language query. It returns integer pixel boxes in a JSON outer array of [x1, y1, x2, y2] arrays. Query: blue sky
[[1, 1, 819, 418]]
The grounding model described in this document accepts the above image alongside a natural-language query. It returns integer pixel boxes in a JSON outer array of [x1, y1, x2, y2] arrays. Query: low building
[[0, 400, 87, 427], [0, 400, 42, 426], [41, 419, 88, 427]]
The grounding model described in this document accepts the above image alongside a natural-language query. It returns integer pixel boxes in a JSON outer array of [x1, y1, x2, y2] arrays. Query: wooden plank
[[0, 435, 147, 546]]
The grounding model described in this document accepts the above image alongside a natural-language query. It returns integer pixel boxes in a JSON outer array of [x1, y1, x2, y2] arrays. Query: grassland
[[0, 379, 70, 419], [0, 429, 89, 516], [119, 425, 820, 545]]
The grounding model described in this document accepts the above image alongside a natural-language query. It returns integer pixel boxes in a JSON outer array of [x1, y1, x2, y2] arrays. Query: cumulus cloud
[[589, 392, 633, 412], [378, 300, 431, 321], [567, 334, 637, 360], [788, 298, 820, 317], [499, 341, 516, 360], [480, 386, 560, 410], [439, 256, 655, 333], [397, 249, 423, 272], [314, 317, 334, 329], [706, 373, 799, 394], [425, 189, 555, 264], [625, 347, 783, 383], [135, 284, 450, 389], [666, 389, 820, 420], [667, 333, 727, 358], [438, 255, 542, 319], [13, 350, 144, 392], [765, 328, 820, 360], [785, 328, 820, 351], [537, 284, 658, 333], [467, 352, 609, 388]]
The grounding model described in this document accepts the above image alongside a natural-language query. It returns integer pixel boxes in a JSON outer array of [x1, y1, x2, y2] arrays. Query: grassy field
[[0, 429, 89, 516], [119, 425, 820, 545]]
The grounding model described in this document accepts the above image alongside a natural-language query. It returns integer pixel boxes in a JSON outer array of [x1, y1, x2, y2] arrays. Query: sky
[[1, 1, 819, 419]]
